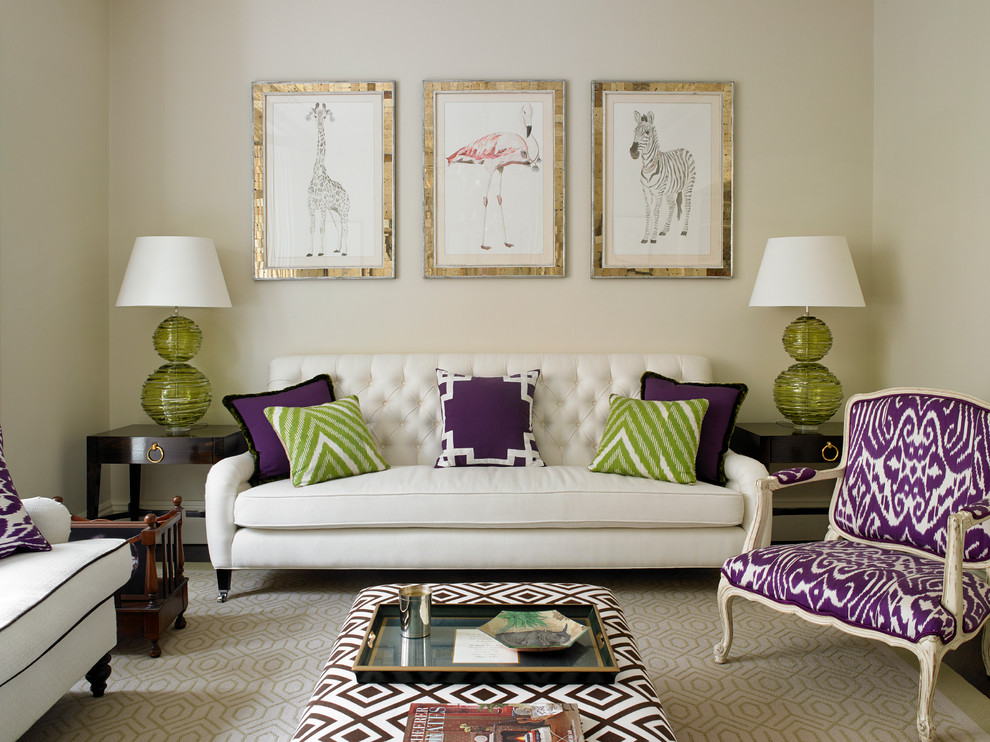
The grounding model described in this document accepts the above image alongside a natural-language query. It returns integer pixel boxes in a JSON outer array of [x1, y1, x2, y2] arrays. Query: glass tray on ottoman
[[353, 602, 620, 684]]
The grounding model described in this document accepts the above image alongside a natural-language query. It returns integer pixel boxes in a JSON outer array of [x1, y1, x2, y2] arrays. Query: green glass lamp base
[[773, 362, 843, 431], [772, 314, 844, 431], [141, 363, 212, 433], [139, 313, 212, 433]]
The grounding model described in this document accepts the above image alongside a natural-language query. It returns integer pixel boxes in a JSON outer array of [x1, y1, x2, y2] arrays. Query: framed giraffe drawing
[[592, 81, 733, 278], [253, 81, 395, 279], [424, 80, 565, 277]]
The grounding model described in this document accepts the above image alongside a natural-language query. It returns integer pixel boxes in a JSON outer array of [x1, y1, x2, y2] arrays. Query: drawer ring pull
[[147, 442, 165, 463], [822, 442, 839, 462]]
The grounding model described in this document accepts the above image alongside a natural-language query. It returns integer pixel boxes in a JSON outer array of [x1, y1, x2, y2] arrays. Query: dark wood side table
[[86, 424, 247, 520], [731, 421, 845, 526]]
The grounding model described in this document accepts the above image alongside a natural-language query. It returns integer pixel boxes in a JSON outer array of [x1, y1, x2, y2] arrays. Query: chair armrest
[[942, 496, 990, 623], [956, 497, 990, 523], [204, 452, 255, 568], [763, 466, 846, 489]]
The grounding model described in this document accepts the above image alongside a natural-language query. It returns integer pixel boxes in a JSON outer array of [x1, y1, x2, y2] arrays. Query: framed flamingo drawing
[[424, 80, 565, 277], [592, 81, 733, 278], [253, 81, 395, 279]]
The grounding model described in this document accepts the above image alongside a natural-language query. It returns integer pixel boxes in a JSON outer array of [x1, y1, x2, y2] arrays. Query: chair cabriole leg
[[713, 577, 735, 664], [915, 638, 941, 742]]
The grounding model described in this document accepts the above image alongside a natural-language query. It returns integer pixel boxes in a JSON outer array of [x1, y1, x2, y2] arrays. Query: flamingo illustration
[[446, 103, 541, 250]]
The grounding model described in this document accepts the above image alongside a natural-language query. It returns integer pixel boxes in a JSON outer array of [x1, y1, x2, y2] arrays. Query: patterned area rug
[[19, 564, 990, 741]]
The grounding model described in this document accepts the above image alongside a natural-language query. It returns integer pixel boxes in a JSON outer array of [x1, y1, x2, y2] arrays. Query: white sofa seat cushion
[[0, 538, 131, 687], [232, 465, 743, 530]]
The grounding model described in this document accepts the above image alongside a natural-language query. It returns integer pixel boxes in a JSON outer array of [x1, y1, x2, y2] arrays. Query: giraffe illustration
[[306, 103, 350, 257]]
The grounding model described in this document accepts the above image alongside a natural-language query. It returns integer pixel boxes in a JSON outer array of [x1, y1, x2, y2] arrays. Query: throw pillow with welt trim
[[264, 395, 389, 487], [0, 425, 52, 559], [589, 394, 709, 484], [641, 371, 747, 486], [435, 369, 546, 468], [223, 374, 335, 485]]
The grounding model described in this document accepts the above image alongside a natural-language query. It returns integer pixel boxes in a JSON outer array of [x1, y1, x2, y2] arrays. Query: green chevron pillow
[[589, 394, 709, 484], [264, 395, 389, 487]]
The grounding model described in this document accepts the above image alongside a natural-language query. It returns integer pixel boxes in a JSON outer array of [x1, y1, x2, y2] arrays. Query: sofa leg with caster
[[216, 569, 231, 603]]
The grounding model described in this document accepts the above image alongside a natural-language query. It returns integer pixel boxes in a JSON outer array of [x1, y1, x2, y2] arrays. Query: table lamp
[[749, 236, 865, 431], [116, 236, 231, 432]]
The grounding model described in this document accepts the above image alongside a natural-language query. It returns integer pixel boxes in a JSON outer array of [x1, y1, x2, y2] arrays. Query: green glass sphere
[[773, 362, 843, 431], [781, 315, 832, 363], [141, 363, 212, 432], [152, 315, 202, 363]]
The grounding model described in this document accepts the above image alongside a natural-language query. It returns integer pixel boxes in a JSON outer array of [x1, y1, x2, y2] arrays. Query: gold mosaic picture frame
[[592, 81, 733, 278], [424, 80, 565, 277], [253, 81, 394, 279]]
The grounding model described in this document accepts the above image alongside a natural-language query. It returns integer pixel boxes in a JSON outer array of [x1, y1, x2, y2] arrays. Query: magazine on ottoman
[[403, 702, 584, 742]]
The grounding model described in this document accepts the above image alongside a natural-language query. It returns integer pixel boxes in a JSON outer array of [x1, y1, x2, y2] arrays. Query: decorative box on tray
[[353, 602, 619, 684]]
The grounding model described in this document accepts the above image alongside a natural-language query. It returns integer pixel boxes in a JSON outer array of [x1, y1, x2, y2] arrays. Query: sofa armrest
[[723, 450, 770, 552], [22, 497, 71, 544], [204, 452, 255, 568]]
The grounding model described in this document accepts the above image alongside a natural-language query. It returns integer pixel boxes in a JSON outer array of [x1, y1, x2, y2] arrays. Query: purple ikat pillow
[[0, 426, 51, 559]]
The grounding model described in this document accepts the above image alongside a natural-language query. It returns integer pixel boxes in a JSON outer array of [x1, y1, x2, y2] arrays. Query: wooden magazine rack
[[70, 496, 188, 657]]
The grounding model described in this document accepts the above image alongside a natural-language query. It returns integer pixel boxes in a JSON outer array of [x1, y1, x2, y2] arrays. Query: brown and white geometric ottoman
[[292, 582, 676, 741]]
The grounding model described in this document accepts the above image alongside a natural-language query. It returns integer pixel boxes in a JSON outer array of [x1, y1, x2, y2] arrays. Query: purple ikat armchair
[[714, 388, 990, 741]]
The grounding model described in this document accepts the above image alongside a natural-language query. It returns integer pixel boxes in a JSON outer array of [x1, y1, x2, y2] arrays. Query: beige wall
[[0, 0, 110, 511], [873, 0, 990, 397], [109, 0, 875, 420], [2, 0, 881, 515]]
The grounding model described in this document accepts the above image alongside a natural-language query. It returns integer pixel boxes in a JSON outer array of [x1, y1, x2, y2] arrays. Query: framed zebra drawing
[[592, 81, 733, 278], [424, 80, 565, 277], [252, 81, 395, 279]]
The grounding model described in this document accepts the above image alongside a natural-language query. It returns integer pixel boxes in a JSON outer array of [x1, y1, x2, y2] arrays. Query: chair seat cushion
[[722, 540, 990, 643]]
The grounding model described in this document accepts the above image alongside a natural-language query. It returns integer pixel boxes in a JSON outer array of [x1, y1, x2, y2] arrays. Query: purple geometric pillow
[[223, 374, 335, 485], [435, 369, 545, 468], [641, 372, 747, 485], [0, 426, 51, 559]]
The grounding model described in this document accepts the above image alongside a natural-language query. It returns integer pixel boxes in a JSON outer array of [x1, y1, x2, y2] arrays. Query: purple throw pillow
[[641, 372, 747, 485], [223, 374, 335, 484], [0, 425, 51, 559], [435, 369, 545, 468]]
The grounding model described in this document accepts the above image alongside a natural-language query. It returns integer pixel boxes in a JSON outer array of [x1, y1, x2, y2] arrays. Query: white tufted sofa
[[205, 353, 770, 601]]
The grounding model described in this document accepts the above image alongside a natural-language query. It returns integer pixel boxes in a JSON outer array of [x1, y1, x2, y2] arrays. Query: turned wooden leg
[[174, 612, 187, 630], [216, 568, 231, 603], [149, 640, 161, 658], [713, 578, 736, 664], [982, 623, 990, 676], [85, 653, 112, 697]]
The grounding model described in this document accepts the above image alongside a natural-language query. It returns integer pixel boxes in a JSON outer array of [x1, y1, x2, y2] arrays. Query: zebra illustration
[[629, 110, 696, 242]]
